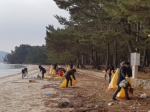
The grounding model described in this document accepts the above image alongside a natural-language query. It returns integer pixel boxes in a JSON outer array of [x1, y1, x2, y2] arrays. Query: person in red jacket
[[58, 69, 63, 76]]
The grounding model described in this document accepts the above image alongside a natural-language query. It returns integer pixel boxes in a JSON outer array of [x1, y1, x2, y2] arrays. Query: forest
[[4, 44, 49, 64], [45, 0, 150, 69], [4, 0, 150, 68]]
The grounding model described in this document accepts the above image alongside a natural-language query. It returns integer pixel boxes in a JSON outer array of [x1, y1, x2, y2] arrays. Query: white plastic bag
[[140, 93, 147, 98]]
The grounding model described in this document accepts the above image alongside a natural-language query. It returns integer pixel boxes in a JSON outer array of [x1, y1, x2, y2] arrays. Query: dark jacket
[[69, 63, 73, 69], [65, 69, 76, 80], [40, 66, 46, 73], [22, 69, 25, 73], [127, 67, 132, 77], [53, 63, 58, 70], [117, 66, 128, 85]]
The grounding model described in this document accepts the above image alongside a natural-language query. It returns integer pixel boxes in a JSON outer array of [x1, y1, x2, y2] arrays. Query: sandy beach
[[0, 65, 54, 112], [1, 65, 150, 112]]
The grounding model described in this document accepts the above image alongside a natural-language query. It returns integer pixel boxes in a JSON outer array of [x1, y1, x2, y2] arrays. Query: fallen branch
[[11, 82, 27, 83], [77, 107, 100, 112], [135, 99, 141, 105]]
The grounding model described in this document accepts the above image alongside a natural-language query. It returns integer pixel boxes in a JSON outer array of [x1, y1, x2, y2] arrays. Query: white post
[[131, 53, 140, 79], [132, 66, 138, 78]]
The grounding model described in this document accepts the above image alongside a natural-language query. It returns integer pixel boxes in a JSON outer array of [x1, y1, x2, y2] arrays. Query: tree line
[[4, 44, 49, 64], [45, 0, 150, 69]]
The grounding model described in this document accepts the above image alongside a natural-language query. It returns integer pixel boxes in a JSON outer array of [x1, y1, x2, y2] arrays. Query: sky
[[0, 0, 70, 53]]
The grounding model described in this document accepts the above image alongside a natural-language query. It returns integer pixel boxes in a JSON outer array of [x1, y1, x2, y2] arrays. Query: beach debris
[[58, 102, 74, 108], [99, 99, 105, 102], [135, 99, 141, 105], [140, 93, 147, 98], [76, 107, 101, 112], [95, 105, 98, 108], [41, 84, 52, 89], [44, 93, 50, 97], [108, 102, 113, 106], [29, 80, 36, 83]]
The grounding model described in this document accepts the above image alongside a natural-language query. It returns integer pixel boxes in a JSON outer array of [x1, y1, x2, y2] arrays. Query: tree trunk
[[113, 39, 118, 68], [95, 50, 100, 70], [91, 50, 96, 69], [77, 53, 85, 69], [127, 40, 134, 54], [126, 24, 134, 61], [106, 43, 110, 69], [135, 22, 140, 52], [76, 58, 79, 68], [141, 48, 147, 67], [82, 53, 99, 69], [82, 55, 84, 65], [146, 50, 149, 67]]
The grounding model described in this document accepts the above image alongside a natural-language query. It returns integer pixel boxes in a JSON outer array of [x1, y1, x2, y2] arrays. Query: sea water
[[0, 63, 27, 77]]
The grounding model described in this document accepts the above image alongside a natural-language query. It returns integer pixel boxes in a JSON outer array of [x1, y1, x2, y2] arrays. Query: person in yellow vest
[[112, 62, 131, 100]]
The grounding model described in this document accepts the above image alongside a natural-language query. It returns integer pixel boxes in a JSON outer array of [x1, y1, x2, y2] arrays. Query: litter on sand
[[44, 93, 50, 97], [99, 99, 105, 102]]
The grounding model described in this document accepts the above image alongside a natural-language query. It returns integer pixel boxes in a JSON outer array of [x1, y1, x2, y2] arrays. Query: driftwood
[[29, 80, 37, 83], [135, 99, 141, 105], [11, 82, 27, 83], [76, 107, 101, 112]]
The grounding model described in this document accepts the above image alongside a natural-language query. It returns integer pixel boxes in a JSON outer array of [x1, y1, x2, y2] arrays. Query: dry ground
[[0, 65, 150, 112]]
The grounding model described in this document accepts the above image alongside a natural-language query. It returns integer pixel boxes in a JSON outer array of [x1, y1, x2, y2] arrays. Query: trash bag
[[108, 69, 119, 91], [108, 68, 132, 99], [60, 76, 77, 88], [52, 69, 56, 75], [67, 65, 71, 71], [44, 75, 52, 79], [49, 66, 54, 74], [119, 79, 129, 88], [117, 77, 132, 98]]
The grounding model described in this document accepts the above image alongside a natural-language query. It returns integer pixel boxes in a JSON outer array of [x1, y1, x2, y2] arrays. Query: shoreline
[[0, 64, 38, 79]]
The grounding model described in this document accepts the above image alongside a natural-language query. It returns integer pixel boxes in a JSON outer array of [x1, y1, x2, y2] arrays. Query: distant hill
[[0, 51, 8, 62]]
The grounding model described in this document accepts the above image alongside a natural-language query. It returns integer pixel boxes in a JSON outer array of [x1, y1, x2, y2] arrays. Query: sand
[[1, 65, 150, 112], [0, 65, 54, 112]]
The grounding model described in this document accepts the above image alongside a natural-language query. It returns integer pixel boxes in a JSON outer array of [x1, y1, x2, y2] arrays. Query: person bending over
[[22, 68, 28, 79], [112, 62, 130, 100], [39, 65, 46, 79], [65, 69, 76, 87]]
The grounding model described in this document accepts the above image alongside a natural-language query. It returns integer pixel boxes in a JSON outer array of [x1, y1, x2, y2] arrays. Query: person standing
[[22, 68, 25, 79], [69, 63, 73, 69], [112, 62, 131, 100], [65, 69, 76, 87], [39, 65, 46, 79], [53, 63, 58, 71], [106, 65, 115, 83]]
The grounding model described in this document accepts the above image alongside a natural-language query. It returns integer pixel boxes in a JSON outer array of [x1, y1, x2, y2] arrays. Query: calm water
[[0, 63, 27, 77]]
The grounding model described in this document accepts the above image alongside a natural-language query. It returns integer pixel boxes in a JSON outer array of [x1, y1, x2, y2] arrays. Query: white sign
[[131, 53, 140, 66]]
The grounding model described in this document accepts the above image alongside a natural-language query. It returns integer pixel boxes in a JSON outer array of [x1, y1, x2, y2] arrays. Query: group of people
[[22, 61, 133, 100], [106, 61, 133, 100], [52, 63, 76, 87], [22, 63, 77, 88]]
